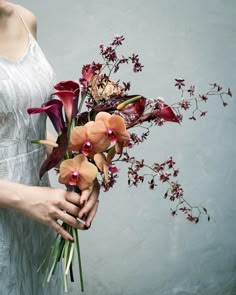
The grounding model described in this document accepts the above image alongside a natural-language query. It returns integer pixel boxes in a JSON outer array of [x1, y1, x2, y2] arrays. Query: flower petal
[[95, 112, 111, 125], [27, 99, 65, 134], [106, 146, 117, 163], [52, 91, 75, 124], [86, 120, 107, 143], [69, 126, 88, 147], [59, 159, 75, 184], [94, 153, 109, 183], [108, 115, 129, 141], [77, 159, 98, 190], [94, 153, 107, 171], [156, 103, 179, 123]]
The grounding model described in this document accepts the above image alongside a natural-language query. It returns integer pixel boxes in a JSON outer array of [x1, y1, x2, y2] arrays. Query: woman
[[0, 1, 99, 294]]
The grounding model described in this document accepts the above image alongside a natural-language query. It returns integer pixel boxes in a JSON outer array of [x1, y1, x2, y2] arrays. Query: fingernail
[[68, 237, 74, 243], [80, 200, 85, 206], [79, 213, 85, 219]]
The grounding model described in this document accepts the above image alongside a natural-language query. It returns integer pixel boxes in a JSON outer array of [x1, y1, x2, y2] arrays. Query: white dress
[[0, 9, 62, 295]]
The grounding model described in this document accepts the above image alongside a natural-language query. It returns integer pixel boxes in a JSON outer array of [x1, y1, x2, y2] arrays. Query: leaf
[[39, 128, 68, 179]]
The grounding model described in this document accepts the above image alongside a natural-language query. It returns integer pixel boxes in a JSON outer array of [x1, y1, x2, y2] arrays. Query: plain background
[[17, 1, 236, 294]]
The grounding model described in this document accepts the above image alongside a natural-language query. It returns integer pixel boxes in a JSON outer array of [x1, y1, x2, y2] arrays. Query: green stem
[[117, 95, 142, 110], [73, 228, 84, 292]]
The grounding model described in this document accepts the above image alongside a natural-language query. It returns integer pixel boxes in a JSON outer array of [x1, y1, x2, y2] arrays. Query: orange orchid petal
[[78, 160, 98, 190], [84, 121, 95, 128], [70, 126, 88, 146], [94, 153, 107, 171], [94, 153, 109, 183], [87, 120, 107, 143], [107, 146, 117, 163], [94, 138, 111, 153], [58, 159, 75, 184], [109, 115, 127, 135], [95, 112, 111, 126], [115, 141, 124, 154], [103, 165, 109, 183], [73, 154, 87, 169]]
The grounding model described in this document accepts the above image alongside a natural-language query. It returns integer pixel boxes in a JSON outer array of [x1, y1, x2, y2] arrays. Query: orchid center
[[107, 128, 117, 142], [82, 141, 93, 156], [69, 171, 80, 185]]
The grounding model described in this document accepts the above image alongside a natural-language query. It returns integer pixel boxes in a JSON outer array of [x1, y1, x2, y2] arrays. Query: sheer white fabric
[[0, 31, 63, 294]]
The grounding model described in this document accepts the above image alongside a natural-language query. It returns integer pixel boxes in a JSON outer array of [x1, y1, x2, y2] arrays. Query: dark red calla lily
[[119, 95, 146, 116], [117, 95, 146, 124], [52, 90, 75, 125], [155, 103, 179, 123], [27, 99, 65, 134], [54, 80, 80, 95], [54, 80, 80, 118]]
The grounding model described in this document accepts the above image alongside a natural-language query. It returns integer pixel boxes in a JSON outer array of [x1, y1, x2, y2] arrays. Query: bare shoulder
[[15, 4, 37, 39]]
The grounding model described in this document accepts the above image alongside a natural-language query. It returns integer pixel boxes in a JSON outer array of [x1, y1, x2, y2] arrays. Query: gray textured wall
[[18, 1, 236, 294]]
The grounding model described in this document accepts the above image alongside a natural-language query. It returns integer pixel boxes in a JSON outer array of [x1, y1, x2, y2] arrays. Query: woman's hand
[[9, 180, 100, 241], [78, 179, 100, 228]]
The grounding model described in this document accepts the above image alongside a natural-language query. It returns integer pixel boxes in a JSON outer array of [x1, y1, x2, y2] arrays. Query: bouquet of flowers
[[27, 35, 232, 292]]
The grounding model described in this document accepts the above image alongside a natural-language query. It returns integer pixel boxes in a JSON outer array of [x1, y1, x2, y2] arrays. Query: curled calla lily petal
[[54, 81, 80, 117], [54, 80, 80, 95], [52, 91, 75, 125], [59, 154, 98, 190], [117, 95, 146, 123], [27, 99, 65, 134], [155, 103, 179, 123]]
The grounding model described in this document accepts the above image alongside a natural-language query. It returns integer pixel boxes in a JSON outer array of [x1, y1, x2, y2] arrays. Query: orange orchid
[[59, 154, 98, 190], [87, 112, 130, 153], [69, 121, 110, 157]]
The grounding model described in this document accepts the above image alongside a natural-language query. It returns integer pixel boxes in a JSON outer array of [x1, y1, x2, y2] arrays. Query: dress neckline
[[0, 32, 34, 64]]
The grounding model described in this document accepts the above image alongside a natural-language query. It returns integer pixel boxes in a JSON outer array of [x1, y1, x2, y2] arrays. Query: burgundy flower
[[54, 80, 80, 119], [110, 35, 125, 46], [175, 78, 185, 89], [52, 91, 75, 125], [155, 103, 179, 123], [27, 99, 65, 134], [119, 95, 146, 121], [54, 80, 80, 97], [82, 64, 95, 82]]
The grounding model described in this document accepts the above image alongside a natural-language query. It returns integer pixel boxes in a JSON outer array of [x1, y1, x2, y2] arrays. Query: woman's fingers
[[84, 200, 99, 227], [60, 199, 80, 217], [50, 220, 74, 241], [78, 186, 99, 221], [56, 210, 82, 230], [79, 179, 100, 206], [65, 191, 81, 206], [79, 187, 93, 206]]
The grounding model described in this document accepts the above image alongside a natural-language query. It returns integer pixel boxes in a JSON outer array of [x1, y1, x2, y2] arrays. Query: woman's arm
[[0, 6, 100, 239], [0, 179, 99, 240]]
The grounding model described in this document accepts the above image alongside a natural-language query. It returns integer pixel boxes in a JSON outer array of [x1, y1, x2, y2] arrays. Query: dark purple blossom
[[110, 35, 125, 46], [175, 78, 185, 89]]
